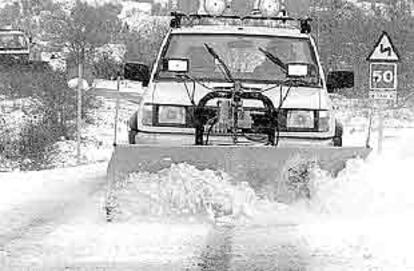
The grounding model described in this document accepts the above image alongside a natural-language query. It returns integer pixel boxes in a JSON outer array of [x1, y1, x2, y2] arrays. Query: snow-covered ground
[[0, 162, 212, 270], [29, 89, 141, 169], [1, 93, 414, 269], [1, 127, 414, 270], [92, 79, 145, 94], [298, 128, 414, 270]]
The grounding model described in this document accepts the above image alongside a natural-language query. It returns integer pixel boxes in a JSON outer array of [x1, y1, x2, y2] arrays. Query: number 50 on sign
[[370, 63, 397, 90]]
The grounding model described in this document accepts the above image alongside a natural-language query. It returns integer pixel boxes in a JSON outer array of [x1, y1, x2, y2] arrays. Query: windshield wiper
[[204, 43, 234, 83], [258, 47, 287, 73]]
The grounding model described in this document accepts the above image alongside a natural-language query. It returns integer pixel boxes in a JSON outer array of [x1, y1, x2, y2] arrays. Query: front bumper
[[133, 131, 335, 147]]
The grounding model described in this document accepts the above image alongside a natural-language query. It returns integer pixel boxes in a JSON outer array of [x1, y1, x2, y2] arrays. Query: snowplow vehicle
[[106, 0, 372, 219]]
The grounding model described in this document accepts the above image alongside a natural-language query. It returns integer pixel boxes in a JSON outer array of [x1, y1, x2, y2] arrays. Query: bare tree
[[43, 0, 122, 163], [43, 1, 122, 65]]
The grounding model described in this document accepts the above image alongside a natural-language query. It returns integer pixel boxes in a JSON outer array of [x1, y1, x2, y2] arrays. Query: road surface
[[90, 88, 142, 105]]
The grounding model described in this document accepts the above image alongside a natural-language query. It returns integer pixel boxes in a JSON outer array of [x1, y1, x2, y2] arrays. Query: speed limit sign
[[370, 63, 397, 90]]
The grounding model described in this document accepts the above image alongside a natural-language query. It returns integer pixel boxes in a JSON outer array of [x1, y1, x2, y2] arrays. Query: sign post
[[367, 31, 400, 154]]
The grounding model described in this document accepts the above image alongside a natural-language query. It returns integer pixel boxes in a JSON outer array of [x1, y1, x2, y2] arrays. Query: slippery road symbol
[[380, 44, 392, 57]]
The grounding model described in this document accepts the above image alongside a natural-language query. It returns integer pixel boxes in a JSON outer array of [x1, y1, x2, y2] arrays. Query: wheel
[[129, 111, 138, 130], [333, 120, 343, 147], [128, 129, 138, 144], [128, 111, 138, 144], [333, 136, 342, 147]]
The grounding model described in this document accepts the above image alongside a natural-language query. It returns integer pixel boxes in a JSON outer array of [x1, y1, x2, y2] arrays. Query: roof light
[[258, 0, 281, 17], [199, 0, 227, 16]]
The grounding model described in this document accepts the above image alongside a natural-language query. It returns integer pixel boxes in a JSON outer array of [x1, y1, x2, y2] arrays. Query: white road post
[[365, 106, 374, 149], [377, 106, 384, 154], [113, 73, 121, 147]]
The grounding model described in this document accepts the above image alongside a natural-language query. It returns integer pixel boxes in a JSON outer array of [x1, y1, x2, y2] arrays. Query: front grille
[[213, 86, 263, 92], [150, 104, 322, 134]]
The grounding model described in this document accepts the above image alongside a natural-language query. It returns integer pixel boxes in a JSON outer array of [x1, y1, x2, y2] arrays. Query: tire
[[128, 129, 138, 144], [129, 111, 138, 130], [128, 111, 139, 144], [333, 120, 343, 147]]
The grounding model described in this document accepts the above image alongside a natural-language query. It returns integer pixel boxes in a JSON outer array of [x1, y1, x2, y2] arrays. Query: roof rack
[[170, 12, 312, 33]]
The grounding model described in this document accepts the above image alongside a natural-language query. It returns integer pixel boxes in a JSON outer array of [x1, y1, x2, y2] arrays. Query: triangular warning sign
[[367, 32, 400, 62]]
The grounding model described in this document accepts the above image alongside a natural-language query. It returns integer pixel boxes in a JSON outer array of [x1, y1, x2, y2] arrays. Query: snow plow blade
[[106, 144, 371, 200]]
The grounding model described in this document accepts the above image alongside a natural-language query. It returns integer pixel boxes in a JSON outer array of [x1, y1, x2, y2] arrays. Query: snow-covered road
[[0, 163, 107, 269], [1, 127, 414, 270]]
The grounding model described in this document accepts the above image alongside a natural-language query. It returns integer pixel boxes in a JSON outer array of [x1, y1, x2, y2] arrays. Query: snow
[[0, 163, 106, 214], [0, 162, 211, 269], [92, 79, 146, 93], [22, 95, 139, 169], [0, 162, 107, 263], [2, 92, 414, 269], [36, 222, 209, 268], [46, 139, 113, 168], [290, 128, 414, 270], [110, 163, 257, 224], [34, 135, 414, 270]]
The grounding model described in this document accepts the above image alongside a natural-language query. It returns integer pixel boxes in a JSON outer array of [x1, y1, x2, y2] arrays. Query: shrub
[[92, 52, 123, 80], [0, 64, 100, 170]]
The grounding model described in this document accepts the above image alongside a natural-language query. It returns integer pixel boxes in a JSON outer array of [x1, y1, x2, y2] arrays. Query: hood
[[146, 81, 329, 110]]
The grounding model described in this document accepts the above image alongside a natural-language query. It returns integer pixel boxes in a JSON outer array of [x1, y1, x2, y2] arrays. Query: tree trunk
[[77, 48, 84, 164]]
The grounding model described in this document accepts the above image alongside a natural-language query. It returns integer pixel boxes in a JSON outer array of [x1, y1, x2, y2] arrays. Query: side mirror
[[287, 63, 309, 77], [163, 58, 189, 73], [326, 71, 354, 93], [124, 62, 150, 87]]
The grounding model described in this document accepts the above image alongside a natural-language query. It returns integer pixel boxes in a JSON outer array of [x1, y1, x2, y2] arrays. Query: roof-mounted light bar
[[169, 11, 312, 33], [172, 0, 310, 17], [171, 0, 312, 18], [197, 0, 286, 17]]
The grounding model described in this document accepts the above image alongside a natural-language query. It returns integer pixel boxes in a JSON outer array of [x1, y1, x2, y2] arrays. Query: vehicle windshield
[[157, 34, 321, 85], [0, 33, 28, 50]]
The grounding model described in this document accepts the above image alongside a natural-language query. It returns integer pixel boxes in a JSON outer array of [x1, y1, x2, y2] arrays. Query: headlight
[[286, 110, 314, 129], [318, 110, 330, 132], [158, 106, 186, 125], [142, 104, 153, 126]]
